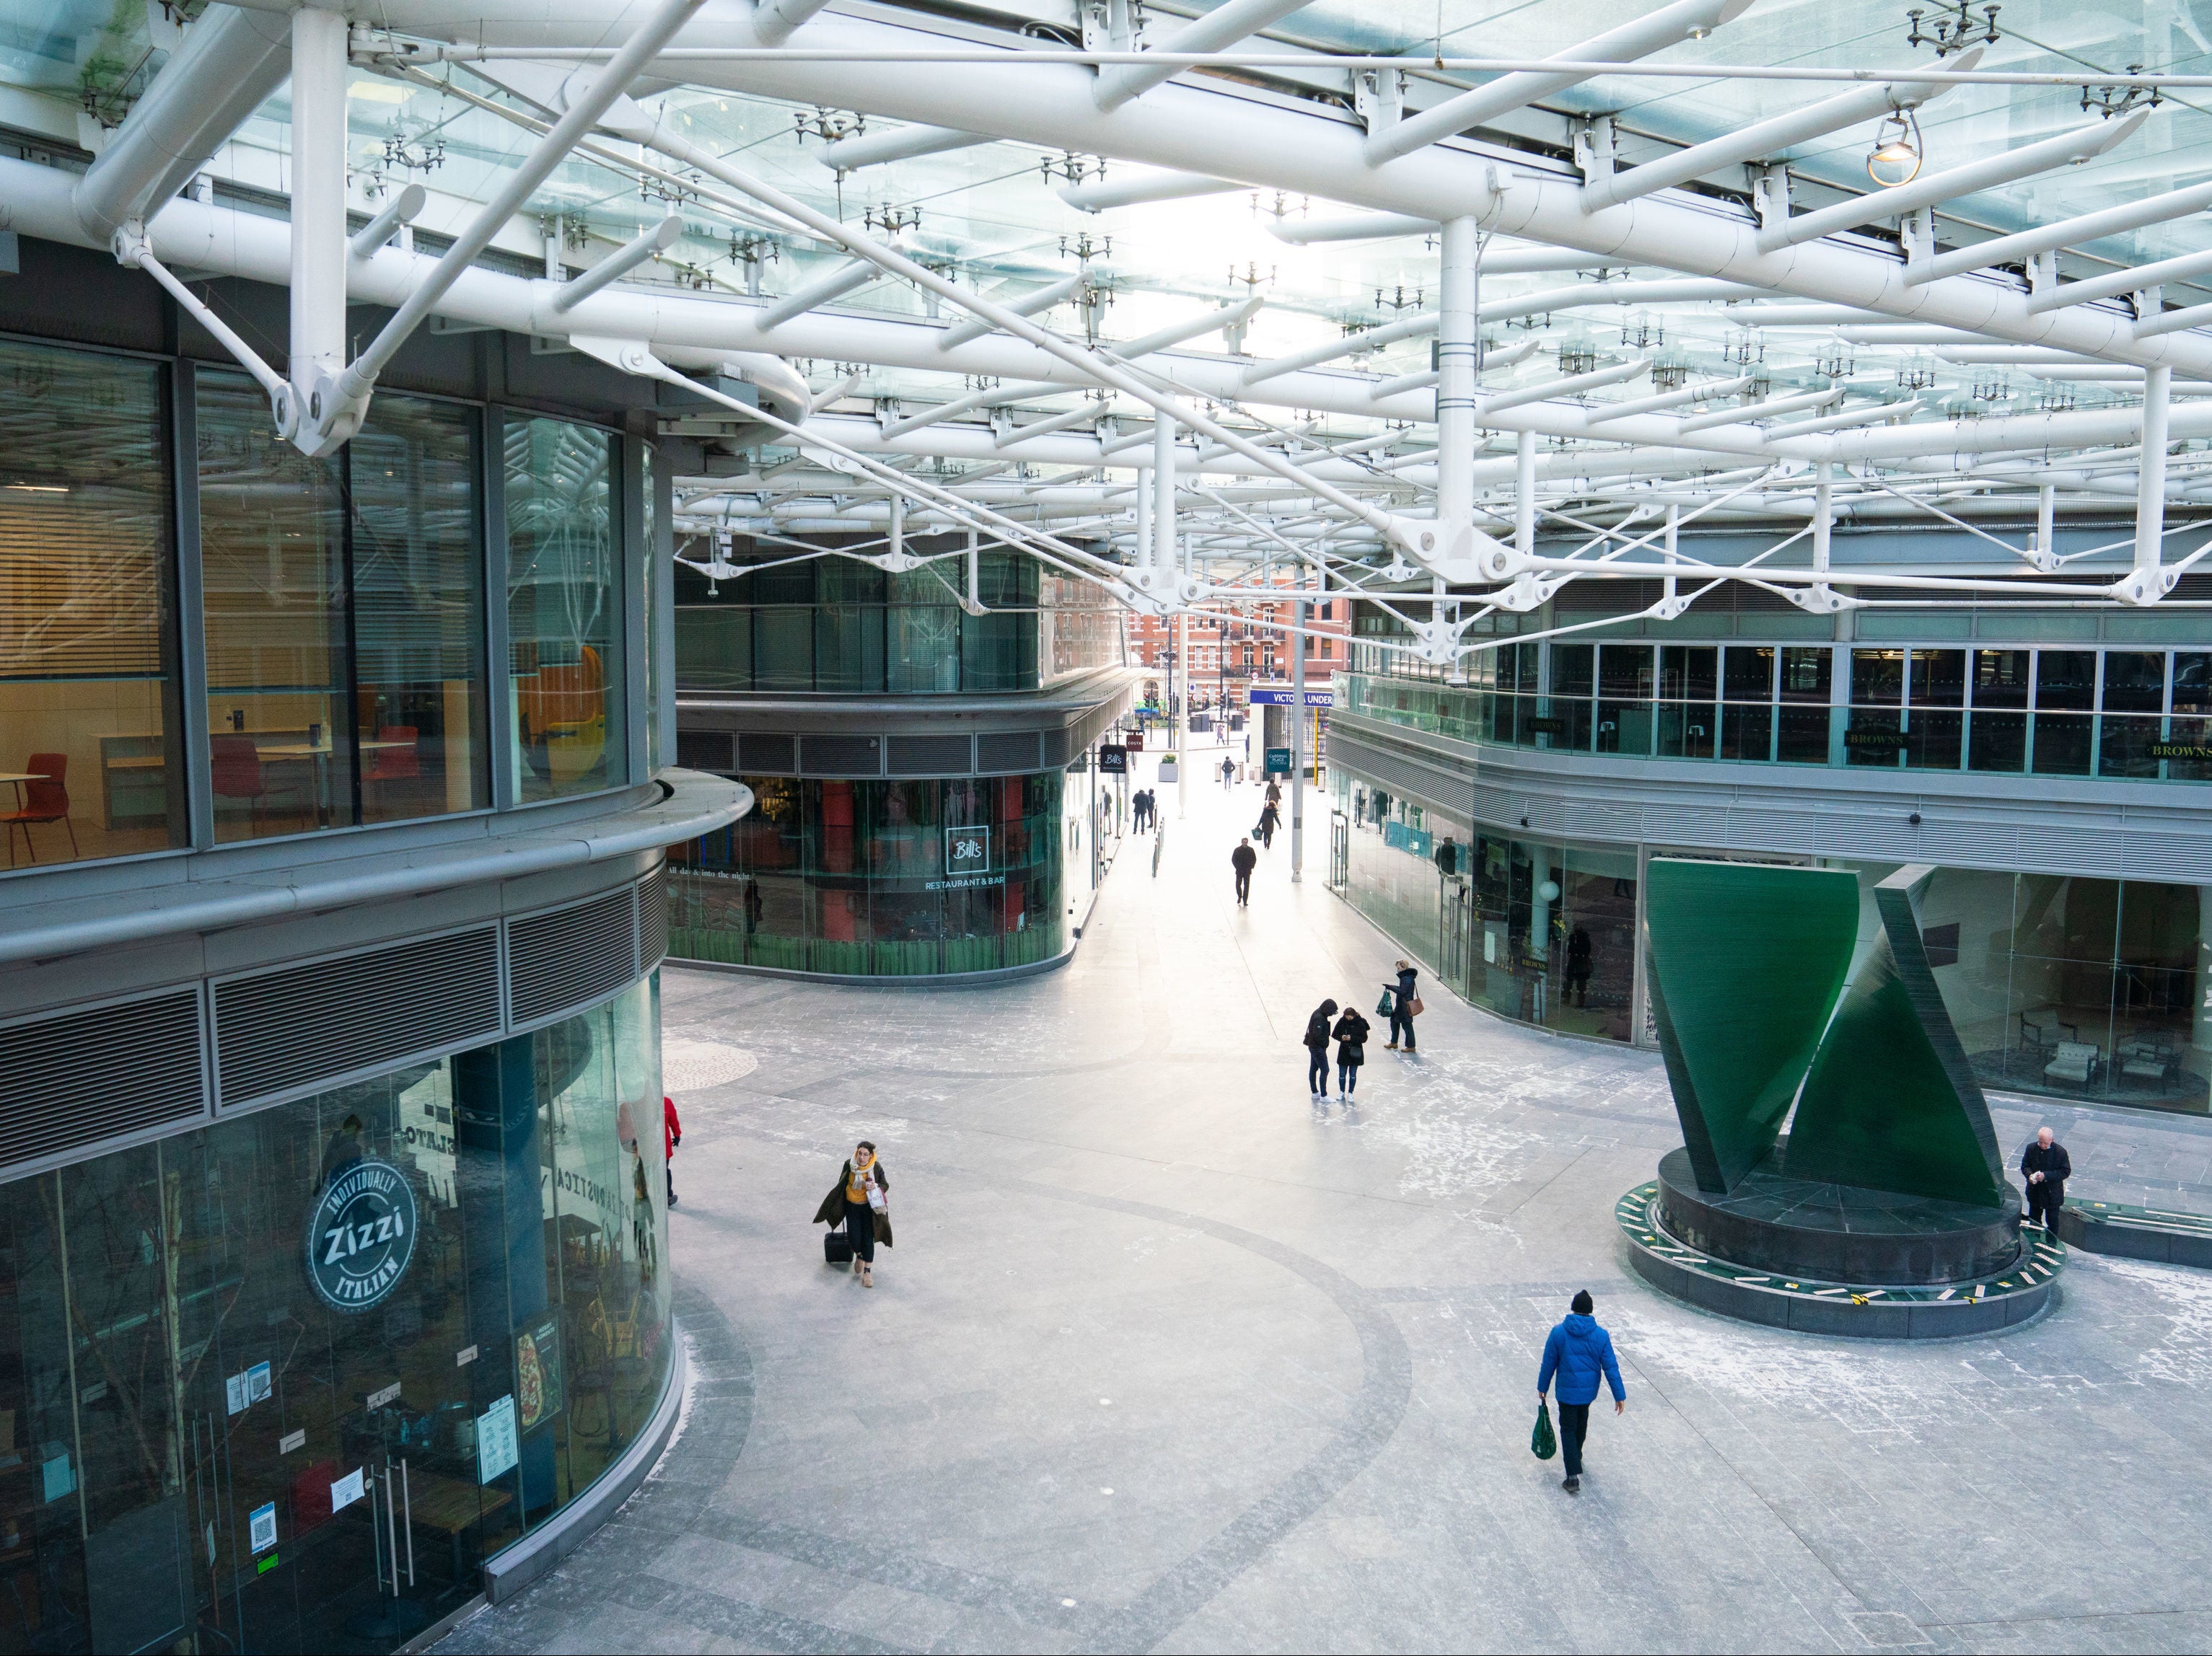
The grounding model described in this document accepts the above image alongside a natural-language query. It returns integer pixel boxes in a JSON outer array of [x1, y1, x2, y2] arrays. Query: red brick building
[[1125, 598, 1353, 709]]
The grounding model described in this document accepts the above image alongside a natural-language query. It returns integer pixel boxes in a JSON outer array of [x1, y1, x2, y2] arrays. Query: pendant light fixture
[[1868, 106, 1924, 188]]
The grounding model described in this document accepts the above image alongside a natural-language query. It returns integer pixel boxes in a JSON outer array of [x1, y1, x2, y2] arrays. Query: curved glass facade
[[670, 772, 1071, 975], [0, 979, 669, 1652]]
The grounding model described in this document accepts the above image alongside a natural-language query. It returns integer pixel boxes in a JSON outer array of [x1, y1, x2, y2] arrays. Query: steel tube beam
[[755, 255, 884, 327], [816, 122, 988, 169], [1244, 310, 1436, 385], [552, 214, 682, 310], [1365, 0, 1753, 167], [2138, 364, 2172, 576], [939, 271, 1089, 350], [1094, 0, 1314, 113], [1059, 169, 1239, 211], [289, 7, 348, 435], [349, 182, 426, 260], [1436, 216, 1478, 535], [1909, 177, 2212, 286]]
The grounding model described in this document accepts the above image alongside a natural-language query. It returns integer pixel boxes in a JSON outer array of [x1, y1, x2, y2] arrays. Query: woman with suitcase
[[812, 1140, 892, 1287]]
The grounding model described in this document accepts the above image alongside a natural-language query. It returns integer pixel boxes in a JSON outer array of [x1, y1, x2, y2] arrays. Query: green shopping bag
[[1375, 990, 1396, 1018], [1531, 1400, 1557, 1461]]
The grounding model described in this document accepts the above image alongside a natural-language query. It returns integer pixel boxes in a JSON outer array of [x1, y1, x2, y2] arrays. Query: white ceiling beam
[[1581, 59, 1970, 213], [1059, 169, 1242, 211], [2028, 242, 2212, 313], [1243, 310, 1436, 385], [754, 255, 885, 327], [1094, 0, 1315, 113], [1477, 358, 1649, 415], [1757, 110, 2151, 253], [1907, 178, 2212, 286], [878, 378, 1063, 439], [1364, 0, 1754, 167], [939, 270, 1092, 349], [815, 123, 991, 169]]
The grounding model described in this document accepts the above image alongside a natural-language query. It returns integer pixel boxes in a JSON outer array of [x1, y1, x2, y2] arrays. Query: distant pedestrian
[[1383, 960, 1421, 1052], [1537, 1290, 1625, 1495], [1257, 801, 1281, 849], [1565, 925, 1592, 1008], [1265, 778, 1281, 809], [1133, 788, 1152, 832], [1331, 1005, 1370, 1098], [1303, 999, 1338, 1097], [812, 1140, 892, 1287], [2022, 1126, 2071, 1230], [1232, 837, 1258, 906], [664, 1094, 682, 1207], [1221, 756, 1235, 789]]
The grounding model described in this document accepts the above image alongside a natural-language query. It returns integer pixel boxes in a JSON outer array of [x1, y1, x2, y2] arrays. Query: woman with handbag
[[1382, 960, 1421, 1052], [812, 1140, 893, 1286]]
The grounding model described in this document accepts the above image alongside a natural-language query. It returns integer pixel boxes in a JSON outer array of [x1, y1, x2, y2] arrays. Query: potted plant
[[1157, 752, 1179, 782]]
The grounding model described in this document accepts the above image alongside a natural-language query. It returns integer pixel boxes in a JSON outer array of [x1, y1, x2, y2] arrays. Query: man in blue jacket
[[1536, 1290, 1625, 1494]]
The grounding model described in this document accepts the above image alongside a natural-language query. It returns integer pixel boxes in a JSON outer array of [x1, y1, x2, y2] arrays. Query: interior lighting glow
[[4, 484, 69, 493], [1868, 108, 1923, 188]]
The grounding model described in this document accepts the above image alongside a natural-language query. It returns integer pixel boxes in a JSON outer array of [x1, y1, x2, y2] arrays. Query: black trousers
[[843, 1199, 876, 1263], [1259, 824, 1275, 847], [1559, 1401, 1591, 1477], [2027, 1182, 2064, 1228], [1390, 1008, 1416, 1049], [1307, 1048, 1330, 1092], [1235, 868, 1252, 902]]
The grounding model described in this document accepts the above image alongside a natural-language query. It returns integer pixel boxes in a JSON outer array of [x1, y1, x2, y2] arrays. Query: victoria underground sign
[[306, 1159, 421, 1312]]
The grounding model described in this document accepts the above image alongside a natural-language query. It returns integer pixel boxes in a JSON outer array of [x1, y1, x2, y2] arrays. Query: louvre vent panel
[[887, 734, 972, 775], [637, 867, 670, 970], [509, 891, 637, 1028], [802, 734, 882, 775], [0, 992, 203, 1171], [675, 729, 735, 772], [215, 929, 501, 1108], [1327, 735, 1476, 820], [737, 733, 797, 773], [976, 731, 1042, 772]]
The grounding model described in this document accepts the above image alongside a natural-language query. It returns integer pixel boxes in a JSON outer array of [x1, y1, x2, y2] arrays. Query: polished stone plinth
[[2054, 1198, 2212, 1268], [1656, 1142, 2019, 1285]]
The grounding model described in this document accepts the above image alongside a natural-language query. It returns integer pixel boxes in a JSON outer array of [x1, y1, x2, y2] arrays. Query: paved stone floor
[[440, 749, 2212, 1655]]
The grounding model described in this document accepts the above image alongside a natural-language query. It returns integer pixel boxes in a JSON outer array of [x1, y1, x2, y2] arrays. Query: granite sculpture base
[[1620, 1148, 2063, 1340]]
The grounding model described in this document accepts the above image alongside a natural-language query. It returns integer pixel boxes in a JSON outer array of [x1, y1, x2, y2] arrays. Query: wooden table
[[255, 741, 409, 828], [399, 1466, 512, 1585]]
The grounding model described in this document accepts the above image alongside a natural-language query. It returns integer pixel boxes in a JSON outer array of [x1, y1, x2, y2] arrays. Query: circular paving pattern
[[662, 1036, 760, 1093], [1618, 1181, 2063, 1339]]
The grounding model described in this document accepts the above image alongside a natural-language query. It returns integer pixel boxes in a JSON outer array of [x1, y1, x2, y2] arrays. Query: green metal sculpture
[[1643, 858, 2006, 1210]]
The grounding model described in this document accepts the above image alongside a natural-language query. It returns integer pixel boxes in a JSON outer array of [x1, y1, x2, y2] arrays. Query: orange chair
[[1, 754, 76, 863], [368, 724, 421, 781]]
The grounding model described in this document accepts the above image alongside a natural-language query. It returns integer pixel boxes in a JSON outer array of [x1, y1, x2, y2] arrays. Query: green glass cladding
[[506, 415, 624, 801], [1787, 870, 2009, 1207], [0, 981, 670, 1653], [1643, 859, 1860, 1193], [670, 772, 1068, 975]]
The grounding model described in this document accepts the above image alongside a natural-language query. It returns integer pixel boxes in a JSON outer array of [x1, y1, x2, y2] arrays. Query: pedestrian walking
[[1331, 1004, 1371, 1098], [1264, 778, 1281, 809], [1382, 960, 1421, 1052], [664, 1094, 682, 1207], [2022, 1125, 2072, 1230], [1221, 756, 1235, 789], [1303, 999, 1338, 1097], [812, 1140, 892, 1287], [1257, 801, 1281, 849], [1536, 1290, 1625, 1495], [1232, 837, 1258, 906]]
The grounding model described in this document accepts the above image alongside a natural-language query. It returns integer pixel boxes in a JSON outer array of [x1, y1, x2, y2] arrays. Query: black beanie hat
[[1571, 1290, 1594, 1314]]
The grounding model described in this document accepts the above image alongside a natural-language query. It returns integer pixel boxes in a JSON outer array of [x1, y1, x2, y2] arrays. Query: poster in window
[[514, 1316, 565, 1432]]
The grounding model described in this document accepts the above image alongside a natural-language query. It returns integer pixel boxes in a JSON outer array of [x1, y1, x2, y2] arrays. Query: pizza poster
[[514, 1315, 565, 1432]]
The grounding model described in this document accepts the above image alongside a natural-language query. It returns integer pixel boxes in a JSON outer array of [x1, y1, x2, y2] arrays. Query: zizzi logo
[[304, 1160, 420, 1313]]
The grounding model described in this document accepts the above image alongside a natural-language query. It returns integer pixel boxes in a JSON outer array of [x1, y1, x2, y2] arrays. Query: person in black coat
[[2022, 1127, 2072, 1229], [1331, 1007, 1370, 1098], [1383, 961, 1420, 1052], [1231, 837, 1258, 906], [1302, 1000, 1338, 1098], [1256, 801, 1281, 849]]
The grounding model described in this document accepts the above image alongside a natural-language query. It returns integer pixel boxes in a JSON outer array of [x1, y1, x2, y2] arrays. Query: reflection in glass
[[0, 338, 183, 868], [506, 416, 623, 801]]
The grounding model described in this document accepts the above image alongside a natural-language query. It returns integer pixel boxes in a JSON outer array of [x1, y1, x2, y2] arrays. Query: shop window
[[505, 415, 623, 802], [2099, 651, 2166, 779], [1968, 648, 2029, 772], [201, 374, 488, 840], [0, 338, 183, 868], [2032, 650, 2095, 776]]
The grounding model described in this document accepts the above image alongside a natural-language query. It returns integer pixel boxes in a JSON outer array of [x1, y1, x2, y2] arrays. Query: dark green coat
[[812, 1160, 893, 1248]]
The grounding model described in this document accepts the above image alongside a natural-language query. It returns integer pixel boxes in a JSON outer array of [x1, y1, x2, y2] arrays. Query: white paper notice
[[329, 1467, 365, 1513], [248, 1502, 276, 1554], [476, 1395, 519, 1484], [224, 1373, 247, 1416]]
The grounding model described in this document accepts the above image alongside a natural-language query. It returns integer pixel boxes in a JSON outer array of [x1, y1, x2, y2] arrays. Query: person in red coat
[[664, 1095, 683, 1207]]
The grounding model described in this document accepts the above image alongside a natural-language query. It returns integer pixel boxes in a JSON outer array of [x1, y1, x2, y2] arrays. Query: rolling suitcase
[[824, 1225, 854, 1267]]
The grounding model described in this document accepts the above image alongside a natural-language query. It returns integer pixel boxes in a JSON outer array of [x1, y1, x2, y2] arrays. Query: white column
[[1152, 418, 1177, 578], [888, 490, 904, 561], [1291, 597, 1306, 884], [2138, 364, 2172, 576], [1435, 216, 1480, 534], [287, 6, 348, 410], [1814, 459, 1833, 573], [965, 527, 979, 607], [1175, 610, 1189, 820], [2036, 480, 2057, 562], [1514, 428, 1536, 555]]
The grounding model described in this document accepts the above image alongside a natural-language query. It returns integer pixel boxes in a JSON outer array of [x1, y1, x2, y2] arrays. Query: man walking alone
[[1231, 837, 1258, 907], [1537, 1290, 1625, 1495], [2022, 1126, 2072, 1230]]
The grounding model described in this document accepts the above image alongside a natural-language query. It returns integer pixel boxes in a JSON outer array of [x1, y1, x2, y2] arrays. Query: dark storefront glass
[[2100, 651, 2166, 778], [0, 337, 184, 868], [669, 772, 1068, 975], [200, 374, 488, 840], [506, 415, 623, 802], [2033, 649, 2096, 776], [1776, 646, 1832, 762], [0, 981, 668, 1652]]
